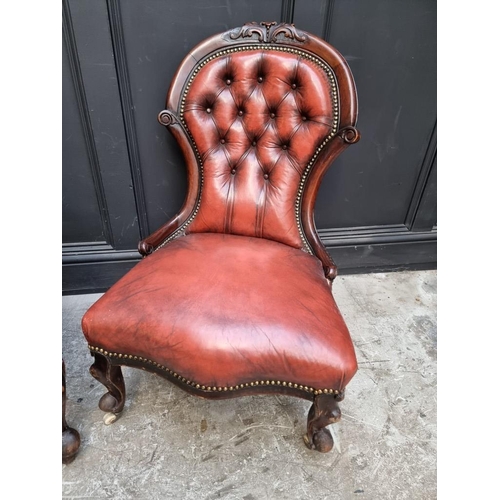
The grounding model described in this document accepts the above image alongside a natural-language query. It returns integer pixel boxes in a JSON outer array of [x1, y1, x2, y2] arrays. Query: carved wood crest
[[229, 22, 307, 44]]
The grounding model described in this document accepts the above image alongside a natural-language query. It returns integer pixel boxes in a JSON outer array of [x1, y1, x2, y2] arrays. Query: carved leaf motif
[[270, 24, 307, 43], [229, 22, 307, 44], [230, 22, 265, 42]]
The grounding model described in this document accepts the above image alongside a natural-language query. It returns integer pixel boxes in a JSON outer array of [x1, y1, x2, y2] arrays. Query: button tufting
[[180, 45, 340, 256]]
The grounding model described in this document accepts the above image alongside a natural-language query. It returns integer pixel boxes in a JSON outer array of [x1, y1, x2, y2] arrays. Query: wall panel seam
[[405, 120, 437, 230], [106, 0, 150, 238], [63, 0, 114, 246]]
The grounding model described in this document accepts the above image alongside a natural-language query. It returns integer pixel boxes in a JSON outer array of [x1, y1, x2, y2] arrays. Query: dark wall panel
[[293, 0, 331, 39], [62, 0, 436, 293], [297, 0, 437, 230], [119, 0, 283, 234], [67, 0, 141, 249], [62, 23, 105, 244], [412, 156, 437, 232]]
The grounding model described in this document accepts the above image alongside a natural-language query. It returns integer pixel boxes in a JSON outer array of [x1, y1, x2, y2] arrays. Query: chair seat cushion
[[82, 233, 357, 393]]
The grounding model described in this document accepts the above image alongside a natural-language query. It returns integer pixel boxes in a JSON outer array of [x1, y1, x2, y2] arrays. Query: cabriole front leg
[[89, 352, 126, 425], [304, 392, 343, 453]]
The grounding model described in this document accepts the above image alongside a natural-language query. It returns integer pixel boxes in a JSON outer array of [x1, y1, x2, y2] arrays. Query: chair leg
[[62, 360, 81, 464], [89, 352, 126, 425], [303, 393, 343, 453]]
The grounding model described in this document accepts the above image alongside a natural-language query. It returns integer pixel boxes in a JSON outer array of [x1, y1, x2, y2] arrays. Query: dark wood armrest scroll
[[138, 211, 185, 256], [138, 110, 201, 257], [157, 109, 176, 127], [337, 126, 360, 145], [302, 126, 361, 281]]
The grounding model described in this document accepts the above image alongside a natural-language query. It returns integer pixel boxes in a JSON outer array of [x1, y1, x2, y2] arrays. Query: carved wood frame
[[138, 21, 360, 281]]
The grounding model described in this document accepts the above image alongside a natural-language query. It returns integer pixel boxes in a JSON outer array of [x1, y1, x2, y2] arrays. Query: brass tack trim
[[88, 345, 342, 396]]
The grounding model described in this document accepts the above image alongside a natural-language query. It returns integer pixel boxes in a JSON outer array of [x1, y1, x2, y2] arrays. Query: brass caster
[[103, 412, 120, 425]]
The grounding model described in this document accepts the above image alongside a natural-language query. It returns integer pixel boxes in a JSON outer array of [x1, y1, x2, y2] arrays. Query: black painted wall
[[62, 0, 437, 294]]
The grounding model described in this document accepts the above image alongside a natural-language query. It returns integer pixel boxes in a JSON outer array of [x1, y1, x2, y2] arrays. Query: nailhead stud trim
[[88, 345, 341, 396]]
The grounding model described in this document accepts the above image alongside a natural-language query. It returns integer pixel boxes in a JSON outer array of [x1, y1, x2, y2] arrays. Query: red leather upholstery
[[81, 25, 360, 431], [83, 233, 357, 392], [183, 50, 334, 249]]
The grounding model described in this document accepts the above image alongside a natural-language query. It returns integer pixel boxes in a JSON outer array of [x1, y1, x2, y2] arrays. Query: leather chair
[[81, 21, 360, 453]]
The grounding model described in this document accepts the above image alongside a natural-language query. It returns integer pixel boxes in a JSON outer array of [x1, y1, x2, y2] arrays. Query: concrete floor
[[62, 270, 437, 500]]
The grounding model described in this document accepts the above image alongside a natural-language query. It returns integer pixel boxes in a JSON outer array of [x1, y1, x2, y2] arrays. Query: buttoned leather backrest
[[152, 23, 359, 273], [182, 48, 337, 250]]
